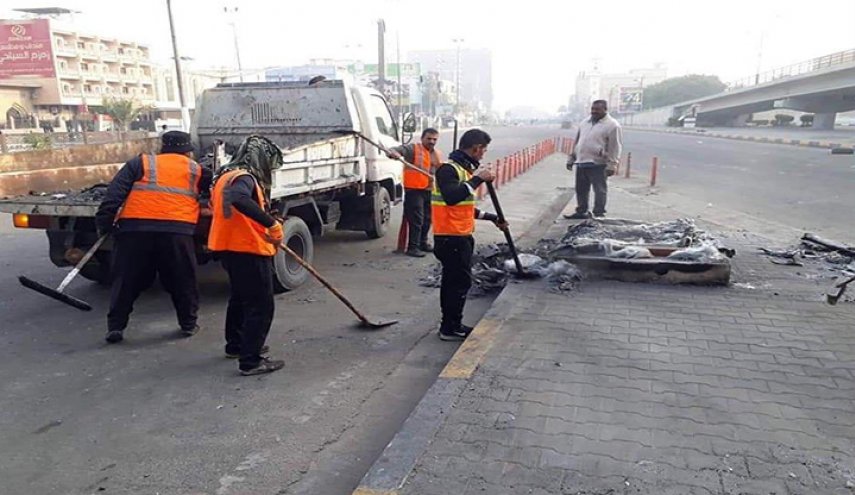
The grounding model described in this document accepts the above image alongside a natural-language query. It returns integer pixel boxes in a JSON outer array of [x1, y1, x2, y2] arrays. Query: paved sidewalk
[[356, 176, 855, 494], [628, 125, 855, 150]]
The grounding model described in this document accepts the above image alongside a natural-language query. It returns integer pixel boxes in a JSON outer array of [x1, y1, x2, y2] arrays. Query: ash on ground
[[419, 243, 583, 297]]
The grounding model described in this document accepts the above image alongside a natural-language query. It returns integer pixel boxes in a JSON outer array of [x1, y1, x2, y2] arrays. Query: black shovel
[[484, 182, 537, 278], [279, 244, 397, 329], [19, 234, 108, 311]]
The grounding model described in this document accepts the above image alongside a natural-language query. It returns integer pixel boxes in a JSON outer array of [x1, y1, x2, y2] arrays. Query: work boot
[[563, 211, 593, 220], [225, 345, 270, 359], [593, 212, 606, 218], [438, 325, 474, 341], [105, 329, 124, 344], [240, 357, 285, 376], [420, 243, 434, 253], [181, 324, 201, 337], [405, 247, 426, 258]]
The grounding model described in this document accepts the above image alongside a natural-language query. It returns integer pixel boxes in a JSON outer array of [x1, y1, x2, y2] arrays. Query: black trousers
[[221, 252, 275, 371], [108, 232, 199, 332], [433, 235, 474, 333], [404, 188, 432, 249], [575, 165, 608, 215]]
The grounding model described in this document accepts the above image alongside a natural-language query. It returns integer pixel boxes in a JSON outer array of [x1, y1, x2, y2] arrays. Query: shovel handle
[[278, 244, 370, 324], [57, 234, 108, 293], [484, 182, 525, 275]]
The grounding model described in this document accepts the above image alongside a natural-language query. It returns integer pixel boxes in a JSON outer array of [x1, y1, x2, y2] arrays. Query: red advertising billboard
[[0, 19, 56, 79]]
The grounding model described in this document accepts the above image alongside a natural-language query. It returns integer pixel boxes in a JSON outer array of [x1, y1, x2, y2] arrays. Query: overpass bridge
[[627, 48, 855, 129]]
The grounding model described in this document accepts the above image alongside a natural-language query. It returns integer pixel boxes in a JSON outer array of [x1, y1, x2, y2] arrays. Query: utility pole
[[396, 31, 403, 139], [377, 19, 386, 97], [166, 0, 190, 131], [452, 38, 464, 115], [224, 6, 244, 82]]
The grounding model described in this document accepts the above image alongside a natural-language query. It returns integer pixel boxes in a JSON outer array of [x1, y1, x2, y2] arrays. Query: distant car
[[835, 116, 855, 127]]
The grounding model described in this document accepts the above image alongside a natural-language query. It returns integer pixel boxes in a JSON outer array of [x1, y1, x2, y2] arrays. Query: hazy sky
[[4, 0, 854, 112]]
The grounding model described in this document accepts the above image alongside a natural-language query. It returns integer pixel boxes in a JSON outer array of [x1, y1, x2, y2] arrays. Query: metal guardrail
[[727, 48, 855, 91], [0, 131, 150, 153]]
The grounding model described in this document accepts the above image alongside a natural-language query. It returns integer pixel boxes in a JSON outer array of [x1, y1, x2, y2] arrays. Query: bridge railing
[[727, 48, 855, 91]]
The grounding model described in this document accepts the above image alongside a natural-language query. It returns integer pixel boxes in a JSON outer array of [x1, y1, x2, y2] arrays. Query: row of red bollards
[[614, 151, 658, 187], [473, 137, 560, 199], [397, 137, 565, 251]]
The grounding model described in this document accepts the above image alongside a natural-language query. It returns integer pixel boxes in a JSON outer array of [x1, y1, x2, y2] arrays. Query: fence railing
[[0, 131, 151, 154], [727, 48, 855, 91]]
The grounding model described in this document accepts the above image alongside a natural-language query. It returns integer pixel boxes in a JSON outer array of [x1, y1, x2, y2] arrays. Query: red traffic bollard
[[650, 156, 659, 187], [624, 152, 632, 179]]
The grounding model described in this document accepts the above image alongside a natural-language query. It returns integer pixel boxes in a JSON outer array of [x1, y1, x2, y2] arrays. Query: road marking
[[439, 318, 502, 379], [352, 489, 398, 495]]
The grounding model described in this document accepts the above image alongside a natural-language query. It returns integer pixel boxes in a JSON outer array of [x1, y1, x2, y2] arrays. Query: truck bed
[[0, 135, 366, 217]]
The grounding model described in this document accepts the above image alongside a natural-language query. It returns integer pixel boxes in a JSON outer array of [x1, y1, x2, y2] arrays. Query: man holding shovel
[[432, 129, 508, 341], [95, 131, 211, 344], [208, 154, 286, 376], [387, 128, 442, 257]]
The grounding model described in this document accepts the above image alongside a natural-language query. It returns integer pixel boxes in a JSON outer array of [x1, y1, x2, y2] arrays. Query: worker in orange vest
[[432, 129, 507, 341], [387, 128, 442, 257], [208, 163, 285, 376], [95, 131, 212, 344]]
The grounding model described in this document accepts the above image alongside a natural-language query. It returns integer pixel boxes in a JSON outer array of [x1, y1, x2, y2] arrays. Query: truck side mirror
[[402, 113, 417, 134]]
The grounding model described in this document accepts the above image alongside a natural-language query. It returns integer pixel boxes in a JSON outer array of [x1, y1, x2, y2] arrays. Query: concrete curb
[[626, 126, 855, 151], [351, 185, 573, 495]]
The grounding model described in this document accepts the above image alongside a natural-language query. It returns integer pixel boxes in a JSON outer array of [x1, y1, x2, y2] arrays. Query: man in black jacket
[[432, 129, 507, 341], [95, 131, 212, 344]]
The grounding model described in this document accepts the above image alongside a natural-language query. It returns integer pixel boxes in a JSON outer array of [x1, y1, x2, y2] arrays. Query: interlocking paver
[[395, 188, 855, 494]]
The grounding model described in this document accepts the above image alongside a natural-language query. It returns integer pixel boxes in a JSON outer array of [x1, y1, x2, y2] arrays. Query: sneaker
[[181, 324, 201, 337], [240, 357, 285, 376], [419, 243, 434, 253], [405, 247, 426, 258], [105, 329, 124, 344], [225, 345, 270, 359], [438, 325, 474, 341], [563, 211, 593, 220], [593, 212, 606, 218]]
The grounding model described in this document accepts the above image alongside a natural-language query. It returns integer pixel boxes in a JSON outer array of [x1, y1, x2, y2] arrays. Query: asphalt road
[[618, 130, 855, 245], [0, 125, 562, 495]]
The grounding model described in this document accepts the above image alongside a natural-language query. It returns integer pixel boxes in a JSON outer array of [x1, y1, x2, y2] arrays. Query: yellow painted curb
[[352, 488, 398, 495], [439, 318, 502, 379]]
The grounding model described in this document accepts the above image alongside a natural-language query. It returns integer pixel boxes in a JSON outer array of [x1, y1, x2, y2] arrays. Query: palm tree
[[100, 97, 148, 131]]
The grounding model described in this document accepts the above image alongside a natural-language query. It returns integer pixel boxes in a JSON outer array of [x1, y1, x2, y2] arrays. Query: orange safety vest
[[208, 169, 277, 257], [403, 143, 432, 190], [117, 153, 201, 224], [431, 160, 475, 236]]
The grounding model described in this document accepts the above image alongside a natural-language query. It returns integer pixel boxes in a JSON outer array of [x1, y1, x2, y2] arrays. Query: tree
[[100, 98, 149, 131], [642, 75, 726, 109]]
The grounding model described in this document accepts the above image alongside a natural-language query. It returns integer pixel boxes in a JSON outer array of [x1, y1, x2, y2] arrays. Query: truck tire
[[365, 186, 391, 239], [272, 217, 313, 293]]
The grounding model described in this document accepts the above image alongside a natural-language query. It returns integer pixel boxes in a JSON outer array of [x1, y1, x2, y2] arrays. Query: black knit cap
[[160, 130, 194, 154]]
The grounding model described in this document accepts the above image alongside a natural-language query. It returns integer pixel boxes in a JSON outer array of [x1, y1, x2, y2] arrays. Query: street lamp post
[[224, 7, 244, 82], [452, 38, 463, 114], [166, 0, 190, 131]]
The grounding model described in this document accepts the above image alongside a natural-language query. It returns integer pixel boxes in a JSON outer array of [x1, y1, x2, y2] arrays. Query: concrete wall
[[0, 137, 159, 197], [620, 106, 675, 126]]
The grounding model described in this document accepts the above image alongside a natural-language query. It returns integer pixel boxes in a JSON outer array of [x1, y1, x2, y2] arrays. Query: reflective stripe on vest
[[431, 161, 475, 236], [207, 169, 276, 257], [403, 143, 431, 190], [118, 153, 201, 224]]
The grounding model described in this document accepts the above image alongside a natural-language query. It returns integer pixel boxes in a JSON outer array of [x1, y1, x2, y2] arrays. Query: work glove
[[265, 222, 284, 245], [566, 154, 575, 171], [606, 169, 617, 177]]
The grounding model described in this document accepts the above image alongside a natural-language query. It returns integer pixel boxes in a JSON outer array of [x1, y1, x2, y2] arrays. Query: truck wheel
[[273, 217, 314, 293], [365, 186, 391, 239]]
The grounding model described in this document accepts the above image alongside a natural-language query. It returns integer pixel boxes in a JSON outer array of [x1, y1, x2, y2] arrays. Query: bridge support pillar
[[813, 112, 836, 130]]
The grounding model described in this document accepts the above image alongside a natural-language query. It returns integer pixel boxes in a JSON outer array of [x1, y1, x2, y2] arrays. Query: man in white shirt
[[564, 100, 623, 219]]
